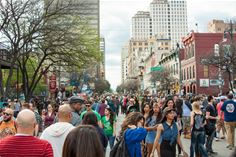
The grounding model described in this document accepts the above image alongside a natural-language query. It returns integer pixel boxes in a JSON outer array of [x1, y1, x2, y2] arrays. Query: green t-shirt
[[101, 116, 116, 136], [80, 110, 101, 121]]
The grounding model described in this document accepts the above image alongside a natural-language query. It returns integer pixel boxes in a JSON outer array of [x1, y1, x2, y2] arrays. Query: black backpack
[[110, 132, 130, 157]]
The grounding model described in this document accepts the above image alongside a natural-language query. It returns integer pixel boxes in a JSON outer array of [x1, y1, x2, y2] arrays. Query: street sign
[[151, 66, 163, 72], [49, 73, 57, 93]]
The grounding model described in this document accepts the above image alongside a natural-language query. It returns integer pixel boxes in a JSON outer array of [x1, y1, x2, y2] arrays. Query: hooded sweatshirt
[[40, 122, 75, 157]]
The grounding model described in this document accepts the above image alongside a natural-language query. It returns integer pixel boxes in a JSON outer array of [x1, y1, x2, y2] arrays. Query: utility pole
[[177, 43, 182, 96]]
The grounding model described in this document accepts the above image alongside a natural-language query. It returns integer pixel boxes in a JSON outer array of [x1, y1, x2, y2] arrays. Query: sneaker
[[209, 150, 218, 155], [215, 137, 219, 141], [220, 136, 225, 139], [229, 146, 234, 150]]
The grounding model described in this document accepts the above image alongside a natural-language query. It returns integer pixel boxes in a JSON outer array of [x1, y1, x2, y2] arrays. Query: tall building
[[67, 0, 100, 36], [208, 19, 236, 33], [150, 0, 188, 49], [100, 37, 105, 79], [127, 39, 149, 77], [132, 11, 152, 40], [121, 43, 129, 83]]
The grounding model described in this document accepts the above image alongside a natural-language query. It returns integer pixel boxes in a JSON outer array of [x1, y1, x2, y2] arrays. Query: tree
[[150, 68, 176, 93], [0, 0, 100, 100], [201, 41, 236, 93], [94, 79, 110, 94]]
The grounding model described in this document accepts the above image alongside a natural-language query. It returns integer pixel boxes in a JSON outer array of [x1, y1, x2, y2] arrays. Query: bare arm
[[190, 111, 195, 128], [150, 125, 163, 157], [206, 111, 218, 120], [113, 121, 116, 136]]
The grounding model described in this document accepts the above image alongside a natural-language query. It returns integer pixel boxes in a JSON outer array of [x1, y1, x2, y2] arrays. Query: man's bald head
[[58, 104, 72, 122], [16, 109, 36, 128]]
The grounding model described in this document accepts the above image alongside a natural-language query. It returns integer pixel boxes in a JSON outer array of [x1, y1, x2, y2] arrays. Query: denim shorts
[[145, 131, 156, 143]]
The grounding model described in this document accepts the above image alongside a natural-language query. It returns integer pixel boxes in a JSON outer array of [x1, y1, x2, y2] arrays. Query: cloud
[[101, 0, 236, 90]]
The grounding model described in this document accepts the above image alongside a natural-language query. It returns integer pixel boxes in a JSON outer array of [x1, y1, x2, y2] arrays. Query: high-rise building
[[132, 11, 152, 40], [208, 19, 236, 33], [67, 0, 100, 36], [100, 37, 105, 79], [121, 43, 129, 83], [150, 0, 188, 49]]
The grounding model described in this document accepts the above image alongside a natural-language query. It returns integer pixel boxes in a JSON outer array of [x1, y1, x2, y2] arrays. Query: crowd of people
[[0, 92, 236, 157]]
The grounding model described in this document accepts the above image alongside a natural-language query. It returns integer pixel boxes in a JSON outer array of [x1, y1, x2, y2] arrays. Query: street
[[106, 113, 235, 157]]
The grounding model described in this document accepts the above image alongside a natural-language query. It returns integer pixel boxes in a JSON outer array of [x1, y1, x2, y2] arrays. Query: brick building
[[181, 32, 231, 96]]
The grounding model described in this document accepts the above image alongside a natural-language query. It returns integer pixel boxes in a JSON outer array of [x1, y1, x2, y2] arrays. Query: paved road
[[106, 113, 235, 157]]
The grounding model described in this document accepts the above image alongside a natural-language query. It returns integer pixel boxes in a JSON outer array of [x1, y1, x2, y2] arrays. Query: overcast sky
[[100, 0, 236, 90]]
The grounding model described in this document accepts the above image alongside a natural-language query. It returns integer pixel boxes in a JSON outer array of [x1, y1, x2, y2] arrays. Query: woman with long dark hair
[[44, 104, 56, 129], [63, 125, 105, 157], [101, 107, 116, 149], [145, 102, 162, 157], [142, 102, 151, 120], [150, 107, 187, 157], [121, 112, 147, 157], [162, 98, 176, 111], [82, 112, 108, 151]]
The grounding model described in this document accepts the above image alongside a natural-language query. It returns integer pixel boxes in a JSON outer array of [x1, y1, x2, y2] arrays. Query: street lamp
[[176, 43, 182, 96], [214, 44, 223, 95]]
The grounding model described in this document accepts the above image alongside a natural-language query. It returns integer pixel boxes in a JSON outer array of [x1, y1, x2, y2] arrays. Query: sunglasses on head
[[3, 112, 12, 116]]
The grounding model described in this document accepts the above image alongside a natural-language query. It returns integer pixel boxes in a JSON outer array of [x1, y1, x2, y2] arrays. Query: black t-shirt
[[206, 104, 217, 124]]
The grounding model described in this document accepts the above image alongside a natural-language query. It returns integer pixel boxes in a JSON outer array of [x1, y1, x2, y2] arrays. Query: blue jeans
[[190, 131, 208, 157], [106, 135, 115, 149]]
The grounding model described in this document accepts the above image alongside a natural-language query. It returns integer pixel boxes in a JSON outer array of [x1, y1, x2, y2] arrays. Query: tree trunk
[[4, 65, 15, 98], [228, 70, 234, 93]]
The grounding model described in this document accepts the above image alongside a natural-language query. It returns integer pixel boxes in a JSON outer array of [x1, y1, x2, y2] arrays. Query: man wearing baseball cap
[[68, 96, 85, 126], [54, 96, 85, 126]]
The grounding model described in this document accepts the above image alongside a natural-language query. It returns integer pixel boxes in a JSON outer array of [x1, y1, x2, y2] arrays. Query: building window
[[193, 65, 195, 78], [203, 65, 209, 77], [189, 66, 192, 79], [183, 69, 186, 80], [187, 67, 189, 80], [133, 42, 136, 46], [176, 63, 178, 74], [139, 42, 142, 46]]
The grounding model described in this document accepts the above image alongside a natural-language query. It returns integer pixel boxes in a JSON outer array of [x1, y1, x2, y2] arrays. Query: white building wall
[[150, 0, 188, 49], [132, 11, 152, 40]]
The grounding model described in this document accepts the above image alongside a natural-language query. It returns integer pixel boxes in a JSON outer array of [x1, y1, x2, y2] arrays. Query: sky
[[100, 0, 236, 90]]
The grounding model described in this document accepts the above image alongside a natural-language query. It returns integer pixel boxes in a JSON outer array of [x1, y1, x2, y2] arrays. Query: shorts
[[145, 131, 156, 143]]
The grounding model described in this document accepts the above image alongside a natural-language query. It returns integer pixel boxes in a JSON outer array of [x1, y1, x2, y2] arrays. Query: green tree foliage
[[0, 0, 100, 100], [150, 68, 175, 93], [94, 79, 111, 94]]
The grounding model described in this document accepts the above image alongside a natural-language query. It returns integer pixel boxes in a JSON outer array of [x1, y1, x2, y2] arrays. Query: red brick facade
[[181, 32, 231, 96]]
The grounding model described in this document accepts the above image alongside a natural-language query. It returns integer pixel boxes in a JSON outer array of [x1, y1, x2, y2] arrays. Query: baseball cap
[[69, 96, 85, 104]]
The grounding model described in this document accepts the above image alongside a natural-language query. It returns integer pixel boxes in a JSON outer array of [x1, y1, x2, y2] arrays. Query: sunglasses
[[86, 105, 91, 107], [3, 112, 12, 116]]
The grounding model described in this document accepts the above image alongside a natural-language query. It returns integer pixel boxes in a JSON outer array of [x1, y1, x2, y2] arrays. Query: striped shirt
[[0, 135, 53, 157]]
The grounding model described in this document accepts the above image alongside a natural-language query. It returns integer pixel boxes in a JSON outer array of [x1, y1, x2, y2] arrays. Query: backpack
[[193, 112, 205, 131], [110, 132, 130, 157]]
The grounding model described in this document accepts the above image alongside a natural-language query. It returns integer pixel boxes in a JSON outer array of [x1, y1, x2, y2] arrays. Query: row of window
[[132, 42, 148, 46], [182, 65, 195, 81]]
